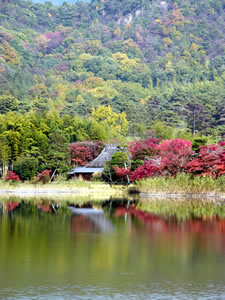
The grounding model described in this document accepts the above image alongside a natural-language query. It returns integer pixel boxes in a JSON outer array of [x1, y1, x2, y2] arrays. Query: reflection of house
[[70, 208, 114, 233], [68, 144, 117, 180]]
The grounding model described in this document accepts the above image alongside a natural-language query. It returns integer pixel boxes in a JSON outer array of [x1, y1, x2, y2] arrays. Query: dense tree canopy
[[0, 0, 224, 180], [0, 0, 224, 139]]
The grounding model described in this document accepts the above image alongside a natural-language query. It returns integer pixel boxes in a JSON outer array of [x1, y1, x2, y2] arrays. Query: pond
[[0, 198, 225, 299]]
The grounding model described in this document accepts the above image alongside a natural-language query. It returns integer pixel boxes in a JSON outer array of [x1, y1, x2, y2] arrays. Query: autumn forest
[[0, 0, 224, 182]]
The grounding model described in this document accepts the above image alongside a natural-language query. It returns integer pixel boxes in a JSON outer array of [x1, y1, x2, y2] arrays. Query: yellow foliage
[[112, 52, 128, 62], [91, 86, 118, 100], [113, 27, 121, 37], [199, 50, 206, 56], [79, 53, 93, 61], [76, 95, 84, 104], [0, 41, 19, 65], [113, 52, 140, 74], [183, 50, 191, 58], [165, 52, 173, 59], [35, 35, 50, 51], [55, 24, 72, 33], [163, 37, 172, 48], [171, 8, 189, 26], [83, 40, 102, 55], [166, 61, 172, 68], [29, 83, 47, 96], [140, 97, 148, 105], [83, 77, 105, 89], [190, 43, 200, 51], [91, 105, 128, 136]]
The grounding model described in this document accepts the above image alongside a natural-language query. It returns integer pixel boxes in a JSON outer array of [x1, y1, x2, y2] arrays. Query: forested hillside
[[0, 0, 224, 140], [31, 0, 87, 5]]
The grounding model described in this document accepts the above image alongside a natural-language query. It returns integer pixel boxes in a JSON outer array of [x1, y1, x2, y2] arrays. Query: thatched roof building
[[68, 144, 118, 179]]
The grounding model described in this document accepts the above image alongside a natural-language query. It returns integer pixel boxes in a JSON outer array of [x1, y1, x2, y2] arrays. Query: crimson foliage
[[128, 139, 193, 181], [69, 141, 104, 167], [5, 171, 20, 182], [128, 138, 160, 160], [130, 159, 162, 181], [158, 139, 193, 175], [36, 170, 51, 184], [185, 143, 225, 178]]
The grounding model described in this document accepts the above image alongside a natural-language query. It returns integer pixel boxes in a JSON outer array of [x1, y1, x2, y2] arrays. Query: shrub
[[102, 151, 128, 183], [128, 138, 160, 160], [185, 143, 225, 178], [158, 138, 193, 175], [14, 157, 38, 181], [69, 141, 104, 167], [5, 171, 20, 182], [35, 170, 51, 184]]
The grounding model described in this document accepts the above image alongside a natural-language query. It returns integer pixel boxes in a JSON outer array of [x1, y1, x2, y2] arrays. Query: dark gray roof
[[68, 144, 118, 175], [86, 144, 118, 168], [68, 167, 104, 175]]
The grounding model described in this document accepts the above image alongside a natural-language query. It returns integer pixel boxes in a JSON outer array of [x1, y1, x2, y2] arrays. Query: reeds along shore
[[135, 173, 225, 194]]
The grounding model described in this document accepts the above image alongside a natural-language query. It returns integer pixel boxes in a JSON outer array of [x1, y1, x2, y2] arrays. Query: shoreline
[[0, 182, 128, 201], [139, 192, 225, 201], [0, 188, 224, 201]]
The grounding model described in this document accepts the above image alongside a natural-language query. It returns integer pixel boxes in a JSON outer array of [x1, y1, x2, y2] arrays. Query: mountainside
[[30, 0, 89, 5], [0, 0, 225, 137]]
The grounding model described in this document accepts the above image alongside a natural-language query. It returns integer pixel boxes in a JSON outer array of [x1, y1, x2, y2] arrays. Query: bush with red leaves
[[109, 139, 225, 182], [114, 166, 131, 182], [185, 143, 225, 178], [5, 171, 20, 182], [69, 141, 104, 167], [36, 170, 51, 184], [129, 139, 193, 181], [158, 139, 193, 175], [128, 138, 160, 160], [130, 159, 163, 181]]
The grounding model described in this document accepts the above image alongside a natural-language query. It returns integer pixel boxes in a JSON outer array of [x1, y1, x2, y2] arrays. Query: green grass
[[0, 179, 128, 201], [135, 173, 225, 195]]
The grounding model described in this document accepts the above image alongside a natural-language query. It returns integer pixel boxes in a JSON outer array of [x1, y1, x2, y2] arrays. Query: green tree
[[0, 94, 18, 114]]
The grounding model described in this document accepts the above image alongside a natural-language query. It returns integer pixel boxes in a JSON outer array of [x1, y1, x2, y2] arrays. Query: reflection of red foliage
[[114, 205, 225, 234], [114, 207, 128, 217], [36, 204, 52, 213], [5, 202, 20, 212], [71, 215, 99, 233]]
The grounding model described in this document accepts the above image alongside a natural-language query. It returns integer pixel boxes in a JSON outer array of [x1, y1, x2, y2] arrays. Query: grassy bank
[[0, 180, 127, 201], [135, 173, 225, 195]]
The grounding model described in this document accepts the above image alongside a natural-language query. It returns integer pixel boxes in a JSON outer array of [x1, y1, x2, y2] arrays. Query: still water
[[0, 199, 224, 299]]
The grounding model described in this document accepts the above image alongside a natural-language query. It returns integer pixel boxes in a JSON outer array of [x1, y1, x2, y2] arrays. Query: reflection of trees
[[0, 200, 224, 292], [114, 205, 225, 256]]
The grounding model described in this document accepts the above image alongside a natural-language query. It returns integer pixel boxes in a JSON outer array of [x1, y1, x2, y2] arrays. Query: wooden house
[[68, 144, 118, 180]]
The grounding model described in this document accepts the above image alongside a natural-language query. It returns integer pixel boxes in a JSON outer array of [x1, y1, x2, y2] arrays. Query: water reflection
[[0, 199, 224, 299], [70, 211, 114, 233]]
